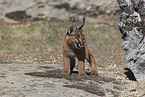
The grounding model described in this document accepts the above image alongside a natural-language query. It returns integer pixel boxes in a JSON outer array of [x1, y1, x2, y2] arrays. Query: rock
[[5, 11, 31, 21], [117, 0, 145, 80], [0, 0, 120, 22], [25, 69, 124, 96]]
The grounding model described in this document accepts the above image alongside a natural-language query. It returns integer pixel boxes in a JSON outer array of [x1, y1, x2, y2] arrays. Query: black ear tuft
[[83, 16, 85, 23], [72, 17, 77, 34], [78, 16, 85, 30], [67, 26, 73, 36], [66, 17, 77, 36], [72, 17, 75, 23]]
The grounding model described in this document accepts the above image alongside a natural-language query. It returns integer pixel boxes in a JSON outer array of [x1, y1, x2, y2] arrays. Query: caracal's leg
[[78, 60, 87, 77], [62, 56, 71, 75], [70, 57, 75, 74], [85, 50, 98, 75]]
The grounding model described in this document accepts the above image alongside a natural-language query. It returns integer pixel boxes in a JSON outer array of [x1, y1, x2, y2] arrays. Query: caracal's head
[[67, 17, 86, 49]]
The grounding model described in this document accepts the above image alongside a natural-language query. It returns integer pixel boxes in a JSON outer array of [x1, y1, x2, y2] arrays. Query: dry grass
[[0, 22, 65, 54]]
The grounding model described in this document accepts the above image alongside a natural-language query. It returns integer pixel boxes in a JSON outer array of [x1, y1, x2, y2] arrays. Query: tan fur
[[62, 17, 98, 77]]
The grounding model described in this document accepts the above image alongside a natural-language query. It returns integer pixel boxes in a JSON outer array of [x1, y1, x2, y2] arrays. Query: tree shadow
[[124, 68, 137, 81]]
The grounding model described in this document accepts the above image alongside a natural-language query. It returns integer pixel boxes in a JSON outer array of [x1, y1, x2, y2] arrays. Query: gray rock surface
[[0, 0, 119, 22], [117, 0, 145, 80], [0, 63, 98, 97], [0, 62, 124, 97]]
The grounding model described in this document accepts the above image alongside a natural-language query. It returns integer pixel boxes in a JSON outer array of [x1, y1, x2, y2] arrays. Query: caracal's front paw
[[78, 73, 88, 78], [62, 70, 70, 75], [91, 69, 98, 75]]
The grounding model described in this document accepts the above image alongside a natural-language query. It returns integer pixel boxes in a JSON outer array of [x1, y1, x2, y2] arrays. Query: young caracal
[[62, 17, 98, 77]]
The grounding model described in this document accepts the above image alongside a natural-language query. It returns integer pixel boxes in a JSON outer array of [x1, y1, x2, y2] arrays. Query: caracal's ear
[[67, 17, 77, 35], [78, 16, 85, 31]]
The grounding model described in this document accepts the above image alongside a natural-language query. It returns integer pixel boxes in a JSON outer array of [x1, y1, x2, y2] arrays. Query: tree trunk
[[117, 0, 145, 80]]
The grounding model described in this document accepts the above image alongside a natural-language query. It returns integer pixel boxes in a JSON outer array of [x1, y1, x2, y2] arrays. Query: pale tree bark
[[117, 0, 145, 80]]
